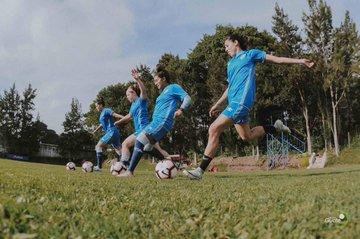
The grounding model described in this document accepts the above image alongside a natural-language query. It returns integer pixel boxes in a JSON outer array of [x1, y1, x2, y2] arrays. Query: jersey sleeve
[[171, 84, 188, 101], [129, 104, 135, 117], [105, 108, 114, 117], [249, 49, 266, 63], [140, 98, 148, 107]]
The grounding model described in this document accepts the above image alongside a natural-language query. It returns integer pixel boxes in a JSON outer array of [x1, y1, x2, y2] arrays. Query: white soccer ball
[[110, 161, 127, 176], [82, 161, 93, 173], [66, 162, 76, 171], [155, 160, 177, 179]]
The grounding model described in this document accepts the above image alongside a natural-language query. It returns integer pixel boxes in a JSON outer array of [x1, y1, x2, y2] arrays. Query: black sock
[[147, 148, 165, 162], [199, 155, 212, 171], [262, 125, 276, 134]]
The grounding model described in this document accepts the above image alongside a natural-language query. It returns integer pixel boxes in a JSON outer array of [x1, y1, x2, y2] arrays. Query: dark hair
[[226, 34, 248, 50], [96, 97, 105, 106], [129, 83, 140, 96], [155, 64, 170, 83]]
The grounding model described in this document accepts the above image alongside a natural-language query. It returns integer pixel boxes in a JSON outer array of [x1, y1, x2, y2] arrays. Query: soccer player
[[119, 66, 191, 177], [115, 69, 170, 167], [184, 33, 314, 180], [92, 97, 124, 171]]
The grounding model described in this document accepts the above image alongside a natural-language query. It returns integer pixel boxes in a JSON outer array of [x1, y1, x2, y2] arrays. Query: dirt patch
[[209, 155, 301, 172]]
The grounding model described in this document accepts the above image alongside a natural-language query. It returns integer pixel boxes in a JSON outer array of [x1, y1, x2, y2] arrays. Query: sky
[[0, 0, 359, 134]]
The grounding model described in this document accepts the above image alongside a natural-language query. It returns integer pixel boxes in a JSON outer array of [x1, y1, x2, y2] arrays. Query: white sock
[[121, 152, 130, 162]]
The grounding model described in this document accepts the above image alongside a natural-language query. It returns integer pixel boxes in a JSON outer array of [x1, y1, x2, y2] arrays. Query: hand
[[174, 109, 183, 118], [131, 69, 141, 81], [301, 59, 314, 68], [209, 104, 221, 117]]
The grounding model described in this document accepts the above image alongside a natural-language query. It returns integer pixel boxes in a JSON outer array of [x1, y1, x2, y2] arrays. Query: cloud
[[1, 0, 358, 135], [0, 0, 144, 133]]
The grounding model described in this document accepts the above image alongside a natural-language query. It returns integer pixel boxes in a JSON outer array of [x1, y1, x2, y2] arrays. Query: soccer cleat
[[183, 168, 203, 180], [117, 170, 134, 178], [93, 166, 101, 172], [274, 120, 291, 134]]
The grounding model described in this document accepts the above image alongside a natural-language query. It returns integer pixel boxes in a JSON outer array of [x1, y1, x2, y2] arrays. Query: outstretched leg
[[144, 142, 170, 162], [184, 115, 233, 179], [118, 132, 152, 177], [95, 141, 107, 171], [120, 134, 136, 166], [235, 120, 291, 142]]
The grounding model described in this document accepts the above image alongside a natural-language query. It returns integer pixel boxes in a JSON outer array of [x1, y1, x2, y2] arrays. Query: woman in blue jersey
[[184, 33, 314, 180], [115, 69, 170, 167], [119, 66, 192, 177], [92, 97, 124, 171]]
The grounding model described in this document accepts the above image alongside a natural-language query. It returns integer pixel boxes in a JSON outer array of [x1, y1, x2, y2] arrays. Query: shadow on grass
[[211, 166, 360, 179]]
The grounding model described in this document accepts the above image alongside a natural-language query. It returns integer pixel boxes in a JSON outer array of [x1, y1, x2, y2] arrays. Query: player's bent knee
[[240, 134, 251, 142], [209, 123, 222, 137], [122, 140, 131, 149]]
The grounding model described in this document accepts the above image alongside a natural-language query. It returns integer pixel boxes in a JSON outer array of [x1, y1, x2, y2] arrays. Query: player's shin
[[128, 140, 144, 173], [199, 155, 212, 172]]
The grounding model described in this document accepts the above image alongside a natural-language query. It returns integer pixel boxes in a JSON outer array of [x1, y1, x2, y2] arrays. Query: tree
[[59, 98, 93, 163], [0, 84, 39, 155], [34, 115, 60, 145], [63, 98, 83, 133], [272, 3, 315, 154], [18, 85, 39, 155], [0, 84, 21, 153], [327, 11, 359, 156], [303, 0, 334, 151]]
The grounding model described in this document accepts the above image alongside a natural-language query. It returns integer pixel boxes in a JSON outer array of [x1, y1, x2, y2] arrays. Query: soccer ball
[[82, 161, 93, 173], [110, 161, 127, 176], [155, 160, 177, 179], [66, 162, 76, 171]]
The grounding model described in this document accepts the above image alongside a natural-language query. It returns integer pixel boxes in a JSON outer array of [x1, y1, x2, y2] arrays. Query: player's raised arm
[[131, 69, 147, 99], [209, 87, 228, 117], [114, 113, 132, 126], [265, 54, 314, 68]]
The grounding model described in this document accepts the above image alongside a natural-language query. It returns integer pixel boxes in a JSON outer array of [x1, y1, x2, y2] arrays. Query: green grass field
[[1, 159, 359, 238]]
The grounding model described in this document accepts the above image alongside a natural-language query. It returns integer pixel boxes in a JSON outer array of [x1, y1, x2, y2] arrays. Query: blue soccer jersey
[[99, 108, 116, 132], [227, 49, 266, 108], [151, 84, 189, 130], [129, 97, 149, 135]]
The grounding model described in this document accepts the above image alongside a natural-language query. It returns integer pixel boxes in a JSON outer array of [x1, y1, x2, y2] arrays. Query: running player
[[184, 33, 314, 179], [92, 97, 124, 171]]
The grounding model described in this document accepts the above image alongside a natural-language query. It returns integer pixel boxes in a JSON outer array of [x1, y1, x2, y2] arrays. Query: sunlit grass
[[0, 159, 359, 238]]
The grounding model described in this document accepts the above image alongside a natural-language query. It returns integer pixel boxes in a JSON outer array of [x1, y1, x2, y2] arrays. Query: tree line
[[86, 1, 360, 158], [1, 0, 359, 162]]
